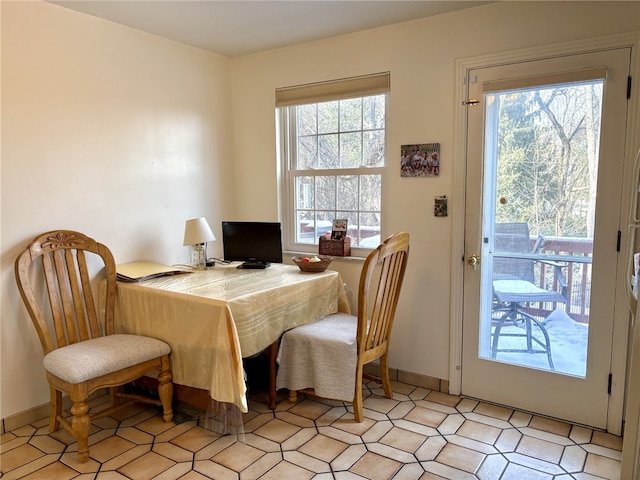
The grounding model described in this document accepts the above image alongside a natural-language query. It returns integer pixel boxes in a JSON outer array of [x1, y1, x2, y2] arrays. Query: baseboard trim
[[1, 389, 108, 435], [363, 364, 449, 394]]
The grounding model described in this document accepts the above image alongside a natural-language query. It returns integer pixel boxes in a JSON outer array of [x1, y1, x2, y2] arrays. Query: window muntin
[[282, 93, 386, 252]]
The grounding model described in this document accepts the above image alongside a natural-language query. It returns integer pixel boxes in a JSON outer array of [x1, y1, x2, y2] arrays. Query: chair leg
[[491, 311, 509, 358], [353, 364, 364, 422], [158, 356, 174, 423], [70, 399, 91, 463], [268, 339, 279, 409], [531, 318, 555, 370], [518, 312, 555, 370], [49, 386, 62, 432], [110, 386, 121, 408], [493, 305, 555, 371], [379, 355, 393, 399]]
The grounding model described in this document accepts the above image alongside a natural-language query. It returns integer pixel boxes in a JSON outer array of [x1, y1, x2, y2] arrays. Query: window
[[277, 73, 389, 253]]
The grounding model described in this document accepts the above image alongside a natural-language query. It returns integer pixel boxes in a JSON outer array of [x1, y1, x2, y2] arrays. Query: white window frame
[[276, 73, 390, 257]]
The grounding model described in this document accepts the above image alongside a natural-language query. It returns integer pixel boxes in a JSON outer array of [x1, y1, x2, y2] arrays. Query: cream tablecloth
[[114, 263, 348, 413]]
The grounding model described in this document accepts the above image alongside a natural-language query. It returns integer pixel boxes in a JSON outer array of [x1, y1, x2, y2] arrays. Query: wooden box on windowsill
[[319, 236, 351, 257]]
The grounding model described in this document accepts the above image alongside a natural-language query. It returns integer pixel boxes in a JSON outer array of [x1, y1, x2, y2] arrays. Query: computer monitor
[[221, 221, 283, 269]]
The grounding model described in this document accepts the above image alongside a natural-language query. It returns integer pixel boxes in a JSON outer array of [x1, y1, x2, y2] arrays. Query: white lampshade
[[183, 217, 215, 246]]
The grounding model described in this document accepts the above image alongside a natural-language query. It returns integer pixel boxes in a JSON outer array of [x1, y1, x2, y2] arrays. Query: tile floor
[[0, 380, 623, 479]]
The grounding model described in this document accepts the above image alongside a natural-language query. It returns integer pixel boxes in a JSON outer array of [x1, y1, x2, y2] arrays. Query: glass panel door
[[461, 47, 631, 429], [479, 78, 602, 377]]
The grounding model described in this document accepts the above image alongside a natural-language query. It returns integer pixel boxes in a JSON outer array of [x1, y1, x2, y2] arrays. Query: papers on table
[[116, 261, 191, 283]]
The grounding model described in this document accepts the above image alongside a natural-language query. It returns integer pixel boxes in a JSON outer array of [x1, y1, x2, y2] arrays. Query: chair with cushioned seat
[[15, 230, 174, 463], [276, 232, 409, 422]]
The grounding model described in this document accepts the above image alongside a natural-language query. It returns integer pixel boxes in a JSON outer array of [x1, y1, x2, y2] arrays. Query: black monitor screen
[[222, 221, 283, 268]]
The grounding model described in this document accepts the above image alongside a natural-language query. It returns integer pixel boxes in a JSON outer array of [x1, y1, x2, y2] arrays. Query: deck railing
[[529, 236, 593, 324]]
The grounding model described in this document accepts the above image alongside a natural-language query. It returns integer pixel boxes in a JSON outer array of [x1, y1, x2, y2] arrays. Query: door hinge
[[617, 230, 621, 252], [608, 373, 613, 395], [627, 76, 632, 99]]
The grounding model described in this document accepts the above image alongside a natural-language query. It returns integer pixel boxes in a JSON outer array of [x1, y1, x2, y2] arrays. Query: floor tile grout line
[[0, 385, 623, 480]]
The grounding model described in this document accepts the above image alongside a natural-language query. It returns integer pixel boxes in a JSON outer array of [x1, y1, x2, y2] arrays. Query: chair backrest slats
[[15, 230, 117, 354], [494, 222, 535, 282], [75, 248, 102, 340], [56, 248, 80, 345], [71, 249, 91, 342], [358, 232, 409, 355], [40, 250, 66, 349]]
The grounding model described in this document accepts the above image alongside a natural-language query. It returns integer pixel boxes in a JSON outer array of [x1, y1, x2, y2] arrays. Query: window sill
[[283, 250, 368, 261]]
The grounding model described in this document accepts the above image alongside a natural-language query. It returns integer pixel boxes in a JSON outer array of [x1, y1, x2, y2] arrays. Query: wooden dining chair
[[276, 231, 409, 422], [14, 230, 174, 463]]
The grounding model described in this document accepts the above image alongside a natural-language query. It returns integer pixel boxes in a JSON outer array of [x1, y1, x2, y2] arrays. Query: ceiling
[[49, 1, 490, 58]]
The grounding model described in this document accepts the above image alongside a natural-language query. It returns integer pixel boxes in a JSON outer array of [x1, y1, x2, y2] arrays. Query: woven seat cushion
[[43, 334, 171, 384], [277, 313, 357, 401]]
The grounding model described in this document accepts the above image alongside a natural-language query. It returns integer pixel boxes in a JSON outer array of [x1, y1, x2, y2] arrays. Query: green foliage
[[493, 82, 602, 238]]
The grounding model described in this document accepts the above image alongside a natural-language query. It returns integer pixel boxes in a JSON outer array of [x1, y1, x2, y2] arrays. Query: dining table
[[113, 262, 350, 423]]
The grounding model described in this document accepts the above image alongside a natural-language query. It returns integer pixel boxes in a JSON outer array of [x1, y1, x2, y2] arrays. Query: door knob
[[466, 254, 480, 270]]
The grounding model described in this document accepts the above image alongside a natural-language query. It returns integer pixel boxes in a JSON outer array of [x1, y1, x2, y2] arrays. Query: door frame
[[449, 32, 640, 435]]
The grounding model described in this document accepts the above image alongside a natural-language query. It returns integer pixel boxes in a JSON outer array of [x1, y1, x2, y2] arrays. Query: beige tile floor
[[0, 380, 623, 479]]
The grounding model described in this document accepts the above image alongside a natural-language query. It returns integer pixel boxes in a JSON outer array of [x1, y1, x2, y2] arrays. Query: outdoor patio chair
[[491, 222, 567, 370]]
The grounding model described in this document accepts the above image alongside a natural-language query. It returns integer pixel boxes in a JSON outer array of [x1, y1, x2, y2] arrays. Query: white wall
[[1, 1, 235, 419], [230, 1, 640, 382], [2, 0, 638, 422]]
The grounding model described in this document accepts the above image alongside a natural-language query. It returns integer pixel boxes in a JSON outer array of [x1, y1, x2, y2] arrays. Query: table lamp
[[183, 217, 215, 270]]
